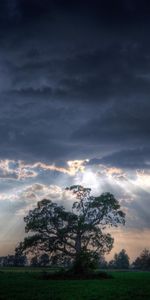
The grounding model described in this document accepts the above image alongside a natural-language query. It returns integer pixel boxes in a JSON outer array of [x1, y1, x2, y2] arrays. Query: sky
[[0, 0, 150, 261]]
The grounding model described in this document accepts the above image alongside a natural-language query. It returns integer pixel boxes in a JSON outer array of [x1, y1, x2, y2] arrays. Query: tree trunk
[[75, 233, 81, 254]]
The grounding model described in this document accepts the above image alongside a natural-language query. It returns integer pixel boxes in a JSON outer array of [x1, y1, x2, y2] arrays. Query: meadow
[[0, 269, 149, 300]]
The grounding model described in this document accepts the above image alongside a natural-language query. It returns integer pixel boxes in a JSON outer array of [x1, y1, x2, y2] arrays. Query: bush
[[38, 270, 113, 280]]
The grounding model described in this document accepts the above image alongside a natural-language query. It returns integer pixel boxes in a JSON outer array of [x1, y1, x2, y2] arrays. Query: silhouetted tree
[[108, 259, 115, 269], [16, 185, 125, 273], [3, 255, 15, 267], [14, 252, 27, 267], [108, 249, 129, 269], [133, 249, 150, 270], [0, 254, 27, 267]]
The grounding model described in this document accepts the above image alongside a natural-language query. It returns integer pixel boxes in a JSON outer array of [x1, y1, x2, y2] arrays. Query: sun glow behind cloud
[[0, 159, 89, 180], [134, 169, 150, 192], [0, 158, 150, 213], [1, 158, 150, 192]]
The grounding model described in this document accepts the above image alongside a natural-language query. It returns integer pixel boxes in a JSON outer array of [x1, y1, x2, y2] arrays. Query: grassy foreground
[[0, 269, 150, 300]]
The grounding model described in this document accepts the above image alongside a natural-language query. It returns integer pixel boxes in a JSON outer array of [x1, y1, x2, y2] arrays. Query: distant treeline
[[0, 249, 150, 270], [101, 249, 150, 270]]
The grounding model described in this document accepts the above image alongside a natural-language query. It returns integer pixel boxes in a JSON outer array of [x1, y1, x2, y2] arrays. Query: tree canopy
[[16, 185, 125, 270]]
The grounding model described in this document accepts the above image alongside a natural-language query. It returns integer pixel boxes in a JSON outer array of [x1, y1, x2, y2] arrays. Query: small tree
[[14, 253, 27, 267], [111, 249, 130, 269], [133, 249, 150, 270], [3, 255, 15, 267], [16, 185, 125, 273], [2, 255, 27, 267]]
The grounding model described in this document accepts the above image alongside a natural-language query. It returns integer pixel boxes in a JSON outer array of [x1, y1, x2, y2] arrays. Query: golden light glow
[[135, 170, 150, 190], [0, 159, 89, 180]]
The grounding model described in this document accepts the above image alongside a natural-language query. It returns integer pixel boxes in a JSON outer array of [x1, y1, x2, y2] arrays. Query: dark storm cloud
[[0, 0, 150, 167], [10, 41, 150, 103], [2, 0, 150, 26], [0, 96, 81, 161], [72, 98, 150, 146], [89, 148, 150, 169]]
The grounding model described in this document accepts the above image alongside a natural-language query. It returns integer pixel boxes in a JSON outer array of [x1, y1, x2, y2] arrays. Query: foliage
[[0, 254, 27, 267], [16, 185, 125, 273], [14, 254, 27, 267], [108, 249, 130, 269], [39, 253, 50, 267], [70, 250, 99, 274], [30, 256, 39, 267], [133, 249, 150, 270]]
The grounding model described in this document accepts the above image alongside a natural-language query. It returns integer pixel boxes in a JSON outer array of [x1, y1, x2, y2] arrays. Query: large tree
[[16, 185, 125, 271]]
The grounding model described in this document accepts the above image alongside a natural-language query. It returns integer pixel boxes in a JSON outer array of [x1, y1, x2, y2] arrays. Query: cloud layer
[[0, 0, 150, 258]]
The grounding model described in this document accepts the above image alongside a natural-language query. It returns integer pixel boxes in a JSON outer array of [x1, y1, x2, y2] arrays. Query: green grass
[[0, 269, 149, 300]]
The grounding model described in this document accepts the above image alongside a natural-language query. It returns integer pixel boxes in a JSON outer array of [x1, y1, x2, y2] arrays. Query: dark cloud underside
[[0, 0, 149, 166]]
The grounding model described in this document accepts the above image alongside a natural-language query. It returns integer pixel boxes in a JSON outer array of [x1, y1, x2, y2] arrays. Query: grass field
[[0, 269, 149, 300]]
